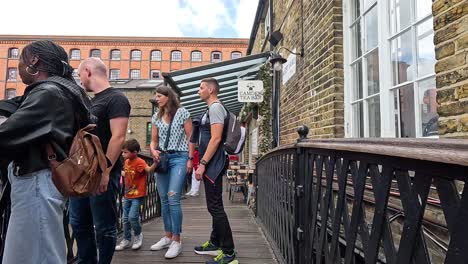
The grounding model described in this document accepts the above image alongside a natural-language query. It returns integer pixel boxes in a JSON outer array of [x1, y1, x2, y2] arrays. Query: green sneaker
[[206, 251, 238, 264], [194, 241, 221, 256]]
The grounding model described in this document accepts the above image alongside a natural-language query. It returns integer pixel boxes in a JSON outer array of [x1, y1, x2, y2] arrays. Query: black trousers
[[204, 174, 235, 254]]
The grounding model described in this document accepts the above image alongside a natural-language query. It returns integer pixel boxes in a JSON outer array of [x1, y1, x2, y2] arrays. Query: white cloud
[[233, 0, 258, 38], [0, 0, 257, 38]]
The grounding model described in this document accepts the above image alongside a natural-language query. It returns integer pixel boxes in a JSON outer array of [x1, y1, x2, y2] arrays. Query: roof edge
[[247, 0, 266, 55]]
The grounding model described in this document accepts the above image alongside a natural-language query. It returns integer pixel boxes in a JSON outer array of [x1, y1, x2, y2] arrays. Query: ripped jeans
[[155, 152, 188, 236]]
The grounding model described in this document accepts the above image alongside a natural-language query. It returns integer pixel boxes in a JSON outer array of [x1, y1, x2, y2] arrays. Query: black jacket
[[0, 77, 91, 176]]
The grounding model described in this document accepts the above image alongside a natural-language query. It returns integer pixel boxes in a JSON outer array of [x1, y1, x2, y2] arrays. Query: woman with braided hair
[[0, 40, 92, 263]]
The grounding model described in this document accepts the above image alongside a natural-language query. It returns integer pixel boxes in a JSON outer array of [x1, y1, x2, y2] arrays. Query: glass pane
[[353, 102, 364, 137], [365, 6, 378, 51], [394, 84, 416, 137], [351, 21, 362, 59], [353, 0, 361, 20], [363, 0, 375, 9], [416, 0, 432, 20], [390, 0, 412, 34], [419, 78, 438, 137], [367, 96, 381, 137], [353, 61, 363, 100], [391, 30, 414, 85], [417, 18, 435, 77], [366, 49, 380, 96]]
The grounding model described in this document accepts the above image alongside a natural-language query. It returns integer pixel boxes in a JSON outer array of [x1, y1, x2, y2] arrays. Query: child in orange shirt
[[115, 139, 156, 251]]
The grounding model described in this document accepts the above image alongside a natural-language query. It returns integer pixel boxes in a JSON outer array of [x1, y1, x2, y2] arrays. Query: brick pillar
[[433, 0, 468, 138]]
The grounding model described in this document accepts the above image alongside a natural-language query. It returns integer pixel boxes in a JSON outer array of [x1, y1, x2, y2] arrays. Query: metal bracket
[[297, 227, 304, 241]]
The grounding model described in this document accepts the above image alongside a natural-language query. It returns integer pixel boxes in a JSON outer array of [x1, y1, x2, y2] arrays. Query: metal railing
[[0, 153, 161, 263], [255, 126, 468, 264]]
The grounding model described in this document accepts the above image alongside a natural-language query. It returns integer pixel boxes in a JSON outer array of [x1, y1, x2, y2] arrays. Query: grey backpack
[[207, 102, 246, 155]]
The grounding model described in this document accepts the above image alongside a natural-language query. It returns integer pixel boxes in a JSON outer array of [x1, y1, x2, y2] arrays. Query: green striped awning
[[163, 52, 270, 118]]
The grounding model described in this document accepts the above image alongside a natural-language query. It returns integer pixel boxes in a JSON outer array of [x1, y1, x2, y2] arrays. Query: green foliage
[[257, 64, 272, 157]]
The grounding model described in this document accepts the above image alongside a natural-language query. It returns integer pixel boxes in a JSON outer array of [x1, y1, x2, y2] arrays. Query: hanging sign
[[238, 80, 264, 102]]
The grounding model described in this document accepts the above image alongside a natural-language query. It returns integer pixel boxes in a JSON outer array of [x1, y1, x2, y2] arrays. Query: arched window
[[211, 51, 222, 63], [231, 51, 242, 59], [151, 50, 162, 61], [110, 49, 121, 60], [150, 70, 161, 79], [70, 49, 81, 60], [191, 51, 202, 62], [90, 49, 101, 58], [131, 50, 142, 60], [8, 48, 19, 59], [110, 69, 120, 80], [171, 50, 182, 61]]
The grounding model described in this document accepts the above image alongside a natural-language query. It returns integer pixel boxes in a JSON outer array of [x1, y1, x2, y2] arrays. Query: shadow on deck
[[112, 183, 277, 264]]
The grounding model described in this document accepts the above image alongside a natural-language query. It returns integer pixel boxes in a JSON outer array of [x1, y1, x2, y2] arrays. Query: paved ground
[[112, 183, 277, 263]]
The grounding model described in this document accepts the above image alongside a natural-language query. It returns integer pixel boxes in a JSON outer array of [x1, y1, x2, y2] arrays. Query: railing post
[[295, 125, 308, 264]]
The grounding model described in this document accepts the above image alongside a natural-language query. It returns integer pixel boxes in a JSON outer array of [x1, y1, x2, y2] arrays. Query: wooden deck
[[112, 184, 277, 264]]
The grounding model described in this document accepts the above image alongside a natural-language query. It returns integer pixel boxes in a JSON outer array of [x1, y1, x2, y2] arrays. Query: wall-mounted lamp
[[269, 52, 287, 71], [269, 30, 305, 57]]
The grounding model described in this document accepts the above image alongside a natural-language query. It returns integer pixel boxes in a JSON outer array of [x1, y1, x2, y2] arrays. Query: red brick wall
[[0, 35, 248, 99]]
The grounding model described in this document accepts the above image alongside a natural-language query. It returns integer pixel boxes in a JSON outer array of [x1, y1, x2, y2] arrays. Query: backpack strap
[[205, 101, 229, 143]]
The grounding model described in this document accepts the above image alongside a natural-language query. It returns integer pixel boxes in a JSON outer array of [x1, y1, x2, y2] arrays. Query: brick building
[[0, 35, 248, 99], [0, 35, 248, 147], [243, 0, 467, 163]]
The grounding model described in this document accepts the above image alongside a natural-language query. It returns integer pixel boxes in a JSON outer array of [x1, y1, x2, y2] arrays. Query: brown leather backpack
[[46, 124, 108, 197]]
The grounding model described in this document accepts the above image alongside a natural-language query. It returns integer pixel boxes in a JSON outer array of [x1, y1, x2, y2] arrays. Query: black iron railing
[[0, 153, 160, 263], [255, 126, 468, 264]]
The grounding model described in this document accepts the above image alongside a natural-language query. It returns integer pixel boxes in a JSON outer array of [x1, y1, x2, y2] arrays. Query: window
[[171, 51, 182, 61], [72, 69, 79, 79], [8, 48, 19, 59], [231, 52, 242, 60], [146, 122, 152, 146], [5, 89, 16, 99], [90, 49, 101, 58], [130, 69, 140, 79], [344, 0, 437, 138], [151, 50, 162, 61], [150, 70, 161, 80], [7, 68, 17, 81], [131, 50, 142, 61], [211, 51, 222, 63], [70, 49, 81, 60], [110, 69, 120, 80], [191, 51, 202, 62], [110, 49, 121, 60]]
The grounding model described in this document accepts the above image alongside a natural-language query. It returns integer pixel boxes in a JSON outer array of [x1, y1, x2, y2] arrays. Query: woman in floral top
[[149, 85, 194, 259]]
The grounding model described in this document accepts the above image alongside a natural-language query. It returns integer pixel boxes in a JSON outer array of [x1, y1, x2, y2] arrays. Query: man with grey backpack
[[193, 78, 238, 264]]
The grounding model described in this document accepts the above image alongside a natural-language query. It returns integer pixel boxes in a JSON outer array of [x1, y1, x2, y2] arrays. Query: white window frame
[[150, 70, 161, 80], [231, 52, 242, 60], [343, 0, 436, 138], [151, 50, 162, 61], [110, 69, 120, 80], [7, 68, 17, 81], [90, 49, 101, 58], [130, 69, 140, 79], [131, 50, 142, 61], [70, 49, 81, 60], [110, 49, 121, 60], [211, 51, 222, 63], [171, 51, 182, 61], [191, 51, 202, 62]]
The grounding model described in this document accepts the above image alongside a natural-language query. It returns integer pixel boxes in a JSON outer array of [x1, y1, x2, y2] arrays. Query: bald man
[[70, 57, 131, 264]]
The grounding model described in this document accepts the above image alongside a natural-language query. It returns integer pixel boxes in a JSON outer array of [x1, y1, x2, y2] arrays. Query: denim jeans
[[3, 164, 66, 264], [122, 197, 144, 240], [69, 169, 120, 264], [156, 152, 188, 236]]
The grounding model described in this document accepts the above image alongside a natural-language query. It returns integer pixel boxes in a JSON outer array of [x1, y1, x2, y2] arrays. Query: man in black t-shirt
[[70, 57, 130, 264]]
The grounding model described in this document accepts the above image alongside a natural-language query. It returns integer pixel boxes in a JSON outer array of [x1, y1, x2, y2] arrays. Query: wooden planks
[[113, 184, 277, 264]]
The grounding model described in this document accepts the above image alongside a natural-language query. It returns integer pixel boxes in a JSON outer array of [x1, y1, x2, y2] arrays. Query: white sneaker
[[165, 241, 182, 259], [115, 239, 131, 251], [185, 191, 193, 196], [189, 191, 199, 196], [150, 236, 172, 251], [132, 233, 143, 250]]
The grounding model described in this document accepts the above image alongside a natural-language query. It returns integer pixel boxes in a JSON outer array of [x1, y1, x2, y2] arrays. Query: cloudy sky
[[0, 0, 258, 38]]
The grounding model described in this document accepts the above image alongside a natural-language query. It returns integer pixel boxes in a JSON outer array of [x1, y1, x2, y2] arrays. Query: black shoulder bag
[[155, 116, 174, 174]]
